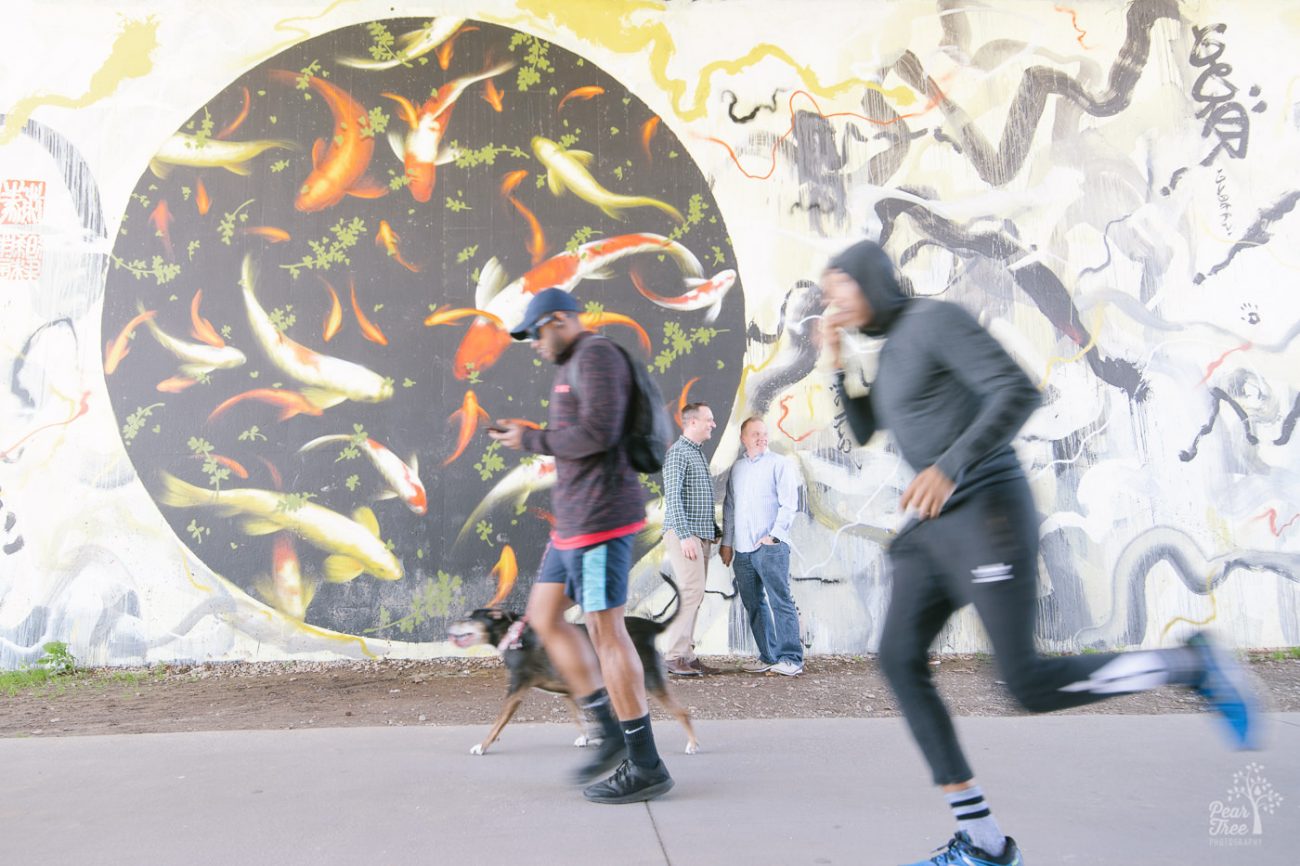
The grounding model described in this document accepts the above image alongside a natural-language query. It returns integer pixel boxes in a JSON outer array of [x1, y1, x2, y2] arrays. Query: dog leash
[[497, 616, 528, 652]]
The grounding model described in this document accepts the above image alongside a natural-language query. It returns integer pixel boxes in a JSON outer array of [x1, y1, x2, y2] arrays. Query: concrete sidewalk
[[2, 713, 1296, 865]]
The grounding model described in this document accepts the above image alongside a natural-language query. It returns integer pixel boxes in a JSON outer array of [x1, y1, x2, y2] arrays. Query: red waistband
[[550, 519, 647, 550]]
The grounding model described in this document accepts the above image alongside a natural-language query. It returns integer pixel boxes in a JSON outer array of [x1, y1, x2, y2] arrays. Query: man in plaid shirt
[[660, 402, 720, 676]]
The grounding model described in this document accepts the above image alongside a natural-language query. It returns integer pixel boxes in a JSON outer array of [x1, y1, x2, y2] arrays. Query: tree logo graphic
[[1209, 762, 1283, 844]]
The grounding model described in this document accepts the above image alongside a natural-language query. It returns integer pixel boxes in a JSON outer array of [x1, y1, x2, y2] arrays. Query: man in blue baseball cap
[[491, 287, 673, 805]]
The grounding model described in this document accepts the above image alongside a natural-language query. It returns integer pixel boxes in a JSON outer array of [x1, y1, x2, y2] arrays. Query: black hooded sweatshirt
[[829, 240, 1041, 508]]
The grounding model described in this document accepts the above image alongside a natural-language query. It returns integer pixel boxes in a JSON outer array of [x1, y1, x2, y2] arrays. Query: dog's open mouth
[[447, 625, 483, 649]]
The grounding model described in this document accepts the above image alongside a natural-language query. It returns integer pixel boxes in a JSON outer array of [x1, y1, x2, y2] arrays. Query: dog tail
[[649, 571, 682, 632]]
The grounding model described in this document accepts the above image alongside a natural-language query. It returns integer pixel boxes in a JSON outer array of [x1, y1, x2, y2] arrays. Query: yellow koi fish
[[531, 136, 683, 222], [158, 472, 403, 583], [149, 132, 294, 179], [240, 254, 393, 410]]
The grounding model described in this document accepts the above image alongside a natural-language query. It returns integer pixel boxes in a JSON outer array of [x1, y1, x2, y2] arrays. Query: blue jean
[[733, 542, 802, 665]]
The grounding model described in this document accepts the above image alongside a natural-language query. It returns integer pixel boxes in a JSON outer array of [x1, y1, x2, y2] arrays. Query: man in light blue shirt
[[720, 417, 803, 676]]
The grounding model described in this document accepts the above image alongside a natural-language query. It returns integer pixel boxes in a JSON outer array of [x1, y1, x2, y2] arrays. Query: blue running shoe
[[1187, 631, 1262, 750], [903, 832, 1023, 865]]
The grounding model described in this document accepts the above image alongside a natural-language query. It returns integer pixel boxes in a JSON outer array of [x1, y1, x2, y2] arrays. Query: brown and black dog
[[448, 577, 700, 757]]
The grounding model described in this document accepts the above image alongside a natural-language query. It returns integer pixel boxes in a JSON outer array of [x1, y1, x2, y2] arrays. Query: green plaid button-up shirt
[[662, 435, 716, 540]]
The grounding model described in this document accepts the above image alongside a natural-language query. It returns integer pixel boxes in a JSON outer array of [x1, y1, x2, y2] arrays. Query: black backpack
[[609, 340, 673, 474]]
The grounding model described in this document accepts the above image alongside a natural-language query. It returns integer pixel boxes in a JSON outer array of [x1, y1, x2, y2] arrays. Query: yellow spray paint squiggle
[[1, 17, 160, 144], [514, 0, 917, 122]]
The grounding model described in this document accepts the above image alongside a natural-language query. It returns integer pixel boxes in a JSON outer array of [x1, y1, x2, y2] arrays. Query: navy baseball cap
[[509, 287, 582, 340]]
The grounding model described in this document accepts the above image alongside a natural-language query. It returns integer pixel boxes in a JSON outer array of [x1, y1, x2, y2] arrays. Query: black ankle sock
[[621, 713, 660, 768], [579, 689, 621, 740]]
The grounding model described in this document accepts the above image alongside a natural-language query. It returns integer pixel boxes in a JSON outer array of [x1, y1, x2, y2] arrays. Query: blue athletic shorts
[[536, 535, 633, 612]]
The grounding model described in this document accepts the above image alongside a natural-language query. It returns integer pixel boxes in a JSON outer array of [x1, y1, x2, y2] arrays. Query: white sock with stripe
[[946, 784, 1006, 858]]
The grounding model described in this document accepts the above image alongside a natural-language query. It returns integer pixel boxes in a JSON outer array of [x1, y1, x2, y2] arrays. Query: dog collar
[[497, 617, 528, 653]]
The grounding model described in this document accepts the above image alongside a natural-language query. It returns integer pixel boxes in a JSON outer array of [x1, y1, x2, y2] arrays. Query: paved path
[[2, 713, 1297, 865]]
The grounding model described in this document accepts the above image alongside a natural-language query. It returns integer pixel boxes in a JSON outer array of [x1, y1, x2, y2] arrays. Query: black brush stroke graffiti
[[1178, 387, 1258, 462], [1188, 24, 1265, 168], [875, 194, 1149, 400], [0, 114, 106, 238], [1272, 395, 1300, 446], [1194, 189, 1300, 284], [10, 318, 76, 408], [889, 0, 1182, 186], [747, 280, 825, 417], [1077, 526, 1300, 648], [1159, 166, 1188, 196], [932, 127, 963, 153], [1078, 214, 1133, 277], [0, 486, 23, 556], [722, 88, 785, 124]]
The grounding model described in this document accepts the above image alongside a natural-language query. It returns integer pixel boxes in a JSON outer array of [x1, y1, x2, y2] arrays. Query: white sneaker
[[741, 659, 773, 673], [770, 660, 803, 677]]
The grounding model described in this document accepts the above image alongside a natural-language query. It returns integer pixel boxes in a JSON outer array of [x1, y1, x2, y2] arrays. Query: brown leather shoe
[[665, 657, 701, 676], [689, 658, 720, 675]]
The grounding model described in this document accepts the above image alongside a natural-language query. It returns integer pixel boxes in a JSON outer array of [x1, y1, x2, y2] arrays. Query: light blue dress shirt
[[722, 449, 800, 553]]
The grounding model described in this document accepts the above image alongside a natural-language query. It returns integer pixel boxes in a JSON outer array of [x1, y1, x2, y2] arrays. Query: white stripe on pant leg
[[971, 563, 1013, 583], [1058, 652, 1173, 694]]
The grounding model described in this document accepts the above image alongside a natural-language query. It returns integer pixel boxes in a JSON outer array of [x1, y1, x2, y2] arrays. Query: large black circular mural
[[102, 17, 743, 640]]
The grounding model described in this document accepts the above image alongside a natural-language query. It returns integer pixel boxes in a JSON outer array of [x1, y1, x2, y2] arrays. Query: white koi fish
[[241, 254, 393, 409], [455, 456, 556, 545], [337, 18, 467, 70], [299, 434, 426, 514], [158, 472, 403, 583], [138, 302, 247, 378], [531, 136, 683, 222], [475, 233, 704, 341], [149, 132, 294, 179], [631, 267, 738, 323]]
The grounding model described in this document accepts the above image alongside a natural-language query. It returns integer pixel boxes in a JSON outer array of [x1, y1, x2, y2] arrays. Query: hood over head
[[827, 239, 909, 337]]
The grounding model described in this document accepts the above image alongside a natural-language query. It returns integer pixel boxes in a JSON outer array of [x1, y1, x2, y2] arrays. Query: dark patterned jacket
[[521, 332, 646, 548]]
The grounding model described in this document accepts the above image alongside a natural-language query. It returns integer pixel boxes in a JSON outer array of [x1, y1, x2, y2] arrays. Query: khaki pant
[[661, 529, 711, 662]]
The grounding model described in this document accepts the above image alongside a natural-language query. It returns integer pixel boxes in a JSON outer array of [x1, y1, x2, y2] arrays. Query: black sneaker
[[583, 759, 674, 804], [572, 734, 628, 785]]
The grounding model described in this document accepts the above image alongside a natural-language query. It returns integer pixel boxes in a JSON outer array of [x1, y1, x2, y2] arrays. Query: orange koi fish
[[349, 278, 389, 346], [268, 69, 387, 212], [423, 306, 503, 328], [321, 278, 344, 342], [207, 388, 325, 423], [216, 86, 252, 140], [255, 533, 318, 620], [499, 169, 528, 197], [527, 506, 556, 528], [485, 544, 518, 607], [189, 289, 225, 348], [631, 266, 737, 323], [640, 117, 660, 164], [445, 389, 489, 465], [192, 452, 250, 479], [156, 375, 197, 393], [453, 318, 512, 380], [500, 418, 542, 430], [506, 195, 548, 265], [104, 308, 157, 375], [195, 178, 211, 215], [674, 376, 700, 428], [375, 219, 420, 272], [558, 85, 604, 111], [482, 78, 505, 112], [242, 226, 291, 243], [436, 23, 478, 70], [148, 200, 174, 258], [383, 58, 514, 202], [579, 309, 651, 354], [259, 457, 284, 490]]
